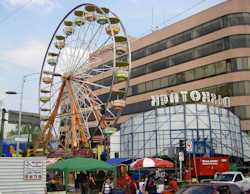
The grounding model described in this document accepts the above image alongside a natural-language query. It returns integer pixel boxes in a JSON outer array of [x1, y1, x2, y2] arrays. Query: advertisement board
[[186, 156, 229, 177]]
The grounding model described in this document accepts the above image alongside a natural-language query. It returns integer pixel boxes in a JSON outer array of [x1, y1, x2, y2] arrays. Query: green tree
[[7, 124, 41, 145]]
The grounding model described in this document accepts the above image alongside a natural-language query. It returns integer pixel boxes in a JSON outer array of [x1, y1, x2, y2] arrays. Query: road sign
[[179, 152, 184, 161], [186, 140, 193, 152], [15, 137, 28, 142]]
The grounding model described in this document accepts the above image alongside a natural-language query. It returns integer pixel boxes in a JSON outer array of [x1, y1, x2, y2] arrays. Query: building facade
[[92, 0, 250, 133], [89, 0, 250, 160], [120, 104, 250, 160]]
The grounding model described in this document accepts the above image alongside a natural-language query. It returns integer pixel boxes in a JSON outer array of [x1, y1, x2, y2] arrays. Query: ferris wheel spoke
[[83, 84, 116, 118], [68, 22, 92, 73], [66, 22, 91, 73], [72, 24, 104, 74], [70, 82, 93, 137], [73, 35, 112, 76], [76, 91, 103, 131]]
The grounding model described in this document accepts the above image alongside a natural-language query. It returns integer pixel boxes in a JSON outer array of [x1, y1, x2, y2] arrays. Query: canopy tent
[[48, 157, 115, 191], [48, 157, 115, 172], [106, 158, 132, 166]]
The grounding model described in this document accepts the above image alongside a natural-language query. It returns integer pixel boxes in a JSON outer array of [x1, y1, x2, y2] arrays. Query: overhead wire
[[141, 0, 210, 36], [0, 0, 33, 24]]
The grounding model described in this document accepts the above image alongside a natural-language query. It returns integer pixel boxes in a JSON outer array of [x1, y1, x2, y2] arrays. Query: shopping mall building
[[94, 0, 250, 160]]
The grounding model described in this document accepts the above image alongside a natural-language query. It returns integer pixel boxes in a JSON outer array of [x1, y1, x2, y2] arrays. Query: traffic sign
[[15, 137, 28, 142], [186, 140, 193, 152], [179, 152, 184, 161]]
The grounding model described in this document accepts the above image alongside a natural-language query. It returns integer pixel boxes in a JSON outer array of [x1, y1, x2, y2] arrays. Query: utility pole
[[0, 108, 7, 155]]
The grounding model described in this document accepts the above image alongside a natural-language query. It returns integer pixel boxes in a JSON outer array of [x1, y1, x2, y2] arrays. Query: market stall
[[48, 157, 115, 193]]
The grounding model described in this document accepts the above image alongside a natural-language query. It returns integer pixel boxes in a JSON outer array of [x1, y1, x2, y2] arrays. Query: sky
[[0, 0, 226, 113]]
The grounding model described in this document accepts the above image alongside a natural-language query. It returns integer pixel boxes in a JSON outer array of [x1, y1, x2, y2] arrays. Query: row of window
[[131, 12, 250, 61], [95, 34, 250, 87], [94, 12, 250, 76], [130, 34, 250, 79], [128, 56, 250, 96], [231, 106, 250, 120], [122, 81, 250, 120]]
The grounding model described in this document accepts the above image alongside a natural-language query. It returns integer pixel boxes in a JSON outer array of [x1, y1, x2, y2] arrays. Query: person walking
[[145, 176, 157, 194], [102, 177, 113, 194], [79, 172, 89, 194], [167, 177, 179, 193]]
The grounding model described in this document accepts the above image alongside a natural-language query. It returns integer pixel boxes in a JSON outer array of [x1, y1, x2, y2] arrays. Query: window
[[137, 83, 146, 93], [216, 61, 227, 74], [145, 81, 153, 91], [170, 50, 193, 65], [160, 76, 169, 88], [132, 49, 146, 61], [131, 85, 138, 95], [184, 70, 195, 82], [196, 39, 225, 58], [233, 106, 250, 120], [194, 66, 205, 80], [195, 18, 223, 37], [147, 59, 168, 72], [230, 35, 250, 48], [235, 174, 243, 182], [152, 79, 161, 90], [235, 57, 249, 70], [131, 65, 146, 78], [227, 13, 250, 26], [168, 75, 176, 86], [204, 64, 216, 77], [176, 72, 185, 84], [148, 40, 167, 54], [169, 30, 193, 46]]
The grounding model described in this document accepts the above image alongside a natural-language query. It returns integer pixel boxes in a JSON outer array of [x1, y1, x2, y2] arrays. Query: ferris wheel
[[38, 3, 131, 153]]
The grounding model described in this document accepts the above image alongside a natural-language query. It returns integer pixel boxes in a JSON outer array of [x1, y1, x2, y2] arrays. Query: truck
[[211, 171, 250, 192]]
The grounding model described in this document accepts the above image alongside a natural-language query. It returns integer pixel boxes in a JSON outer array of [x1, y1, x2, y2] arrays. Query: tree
[[7, 124, 41, 146]]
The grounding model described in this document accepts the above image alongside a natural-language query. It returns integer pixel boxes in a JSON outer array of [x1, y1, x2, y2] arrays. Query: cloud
[[2, 0, 59, 12], [0, 40, 47, 71]]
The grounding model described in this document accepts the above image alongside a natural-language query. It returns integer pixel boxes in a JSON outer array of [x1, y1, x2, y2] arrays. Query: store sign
[[151, 90, 231, 108], [201, 159, 219, 166], [23, 160, 43, 180]]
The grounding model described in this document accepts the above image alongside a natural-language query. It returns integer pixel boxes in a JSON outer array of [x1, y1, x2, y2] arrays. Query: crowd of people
[[47, 166, 180, 194]]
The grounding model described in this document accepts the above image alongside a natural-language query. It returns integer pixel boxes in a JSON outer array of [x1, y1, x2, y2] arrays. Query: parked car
[[176, 183, 245, 194], [211, 171, 250, 192]]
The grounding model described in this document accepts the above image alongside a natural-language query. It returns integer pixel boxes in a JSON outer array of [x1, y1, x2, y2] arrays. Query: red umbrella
[[130, 158, 174, 169]]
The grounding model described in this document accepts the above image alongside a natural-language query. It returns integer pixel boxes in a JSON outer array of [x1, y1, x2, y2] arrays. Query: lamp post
[[7, 72, 40, 156]]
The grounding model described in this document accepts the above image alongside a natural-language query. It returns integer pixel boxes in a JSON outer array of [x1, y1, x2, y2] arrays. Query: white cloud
[[2, 0, 59, 12], [1, 40, 47, 70]]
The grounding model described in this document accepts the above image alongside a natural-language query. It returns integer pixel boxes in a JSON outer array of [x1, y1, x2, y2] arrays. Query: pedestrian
[[145, 175, 157, 194], [89, 173, 96, 193], [102, 177, 113, 194], [168, 177, 179, 193], [79, 172, 89, 194]]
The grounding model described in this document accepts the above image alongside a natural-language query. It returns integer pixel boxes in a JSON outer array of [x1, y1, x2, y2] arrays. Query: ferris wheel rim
[[38, 3, 131, 150]]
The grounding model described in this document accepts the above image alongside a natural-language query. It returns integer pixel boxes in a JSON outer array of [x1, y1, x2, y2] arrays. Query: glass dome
[[120, 103, 246, 159]]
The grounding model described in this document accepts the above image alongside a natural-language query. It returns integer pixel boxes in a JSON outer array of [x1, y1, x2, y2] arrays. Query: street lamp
[[6, 72, 61, 156], [6, 72, 40, 156]]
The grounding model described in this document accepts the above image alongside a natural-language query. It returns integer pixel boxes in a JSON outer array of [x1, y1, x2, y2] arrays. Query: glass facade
[[120, 104, 244, 159], [93, 12, 250, 76], [96, 34, 250, 87], [129, 57, 250, 97]]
